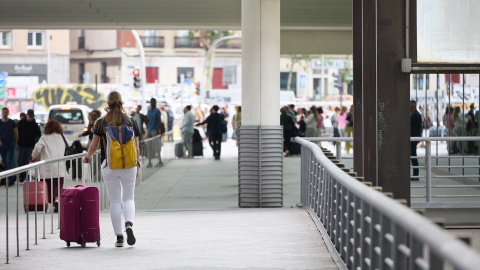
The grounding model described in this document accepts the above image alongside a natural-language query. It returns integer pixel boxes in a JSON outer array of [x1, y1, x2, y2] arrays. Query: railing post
[[336, 142, 342, 162], [426, 141, 432, 202]]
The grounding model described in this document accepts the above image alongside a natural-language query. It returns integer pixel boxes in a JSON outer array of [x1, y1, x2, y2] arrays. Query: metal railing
[[293, 137, 480, 270], [0, 132, 170, 264], [139, 36, 164, 48], [303, 136, 480, 208], [174, 37, 201, 48]]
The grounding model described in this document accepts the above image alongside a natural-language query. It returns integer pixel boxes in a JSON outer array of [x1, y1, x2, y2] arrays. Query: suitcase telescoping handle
[[82, 162, 93, 186]]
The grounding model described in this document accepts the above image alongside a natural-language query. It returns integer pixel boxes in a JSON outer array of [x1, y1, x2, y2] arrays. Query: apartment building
[[69, 30, 242, 90], [0, 29, 70, 84]]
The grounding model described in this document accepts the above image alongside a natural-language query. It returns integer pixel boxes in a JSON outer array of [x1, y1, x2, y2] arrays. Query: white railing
[[293, 137, 480, 270], [303, 136, 480, 208], [0, 132, 171, 264]]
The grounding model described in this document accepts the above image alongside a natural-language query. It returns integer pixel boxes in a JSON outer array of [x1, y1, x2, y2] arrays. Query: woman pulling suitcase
[[83, 91, 141, 247]]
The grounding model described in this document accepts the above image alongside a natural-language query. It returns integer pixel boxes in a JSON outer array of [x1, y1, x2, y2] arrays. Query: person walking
[[232, 106, 241, 147], [280, 106, 296, 156], [83, 91, 141, 247], [304, 106, 318, 137], [410, 100, 423, 180], [0, 107, 18, 186], [345, 105, 354, 154], [131, 105, 147, 142], [444, 106, 455, 154], [331, 107, 341, 145], [181, 105, 195, 158], [79, 110, 101, 149], [454, 106, 468, 154], [337, 106, 348, 138], [17, 109, 41, 182], [31, 120, 67, 212], [196, 105, 222, 160], [146, 98, 162, 168], [316, 107, 324, 137]]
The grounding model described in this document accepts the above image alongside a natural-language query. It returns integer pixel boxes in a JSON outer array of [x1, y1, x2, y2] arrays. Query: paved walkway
[[0, 140, 339, 269]]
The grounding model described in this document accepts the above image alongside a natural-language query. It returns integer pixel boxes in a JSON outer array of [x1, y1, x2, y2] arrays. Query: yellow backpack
[[101, 118, 136, 169]]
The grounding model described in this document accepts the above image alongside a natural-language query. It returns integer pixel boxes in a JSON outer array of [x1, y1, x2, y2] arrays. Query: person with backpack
[[195, 105, 224, 160], [83, 91, 141, 248]]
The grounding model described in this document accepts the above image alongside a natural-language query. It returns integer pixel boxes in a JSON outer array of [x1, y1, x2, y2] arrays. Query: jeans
[[182, 131, 193, 157], [0, 145, 16, 183], [147, 130, 162, 165], [101, 160, 137, 235], [410, 141, 419, 176], [208, 133, 222, 158]]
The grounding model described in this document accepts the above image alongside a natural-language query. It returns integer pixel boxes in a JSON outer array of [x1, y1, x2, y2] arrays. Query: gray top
[[181, 110, 195, 133]]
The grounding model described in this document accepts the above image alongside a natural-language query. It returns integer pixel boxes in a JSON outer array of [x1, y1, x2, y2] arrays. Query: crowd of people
[[280, 104, 354, 157]]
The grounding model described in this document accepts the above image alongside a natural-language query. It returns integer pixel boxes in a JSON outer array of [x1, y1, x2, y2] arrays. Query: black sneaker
[[125, 222, 136, 246], [115, 235, 124, 247]]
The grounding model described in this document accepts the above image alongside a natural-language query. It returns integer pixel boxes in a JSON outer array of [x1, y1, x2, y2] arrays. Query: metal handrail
[[293, 137, 480, 270], [0, 133, 173, 264], [302, 136, 480, 208]]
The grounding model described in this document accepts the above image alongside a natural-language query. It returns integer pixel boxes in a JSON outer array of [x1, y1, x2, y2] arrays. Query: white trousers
[[101, 160, 137, 235]]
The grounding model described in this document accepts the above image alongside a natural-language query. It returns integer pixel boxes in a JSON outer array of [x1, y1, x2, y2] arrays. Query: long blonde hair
[[103, 91, 129, 127]]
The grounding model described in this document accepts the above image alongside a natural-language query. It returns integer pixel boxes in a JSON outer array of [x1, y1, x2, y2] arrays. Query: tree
[[188, 31, 235, 93], [338, 55, 353, 94], [286, 55, 312, 92]]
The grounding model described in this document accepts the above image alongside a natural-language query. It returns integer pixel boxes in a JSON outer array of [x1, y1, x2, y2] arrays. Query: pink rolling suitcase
[[60, 164, 100, 247]]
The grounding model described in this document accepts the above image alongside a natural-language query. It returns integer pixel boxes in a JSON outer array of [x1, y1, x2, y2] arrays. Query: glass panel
[[27, 32, 33, 46], [1, 33, 6, 45], [36, 32, 43, 46], [417, 0, 480, 63], [48, 109, 84, 124]]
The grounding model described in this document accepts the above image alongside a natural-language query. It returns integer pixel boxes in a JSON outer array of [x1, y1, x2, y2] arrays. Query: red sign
[[7, 87, 15, 98]]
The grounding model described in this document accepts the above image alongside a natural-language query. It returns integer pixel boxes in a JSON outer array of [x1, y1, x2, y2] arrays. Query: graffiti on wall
[[34, 85, 107, 110]]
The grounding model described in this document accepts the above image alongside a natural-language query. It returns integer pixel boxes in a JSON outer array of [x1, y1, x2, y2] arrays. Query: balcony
[[174, 37, 201, 48], [217, 39, 241, 49], [140, 36, 165, 48]]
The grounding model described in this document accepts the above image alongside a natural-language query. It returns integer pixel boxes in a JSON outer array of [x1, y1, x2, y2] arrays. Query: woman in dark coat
[[280, 106, 296, 156]]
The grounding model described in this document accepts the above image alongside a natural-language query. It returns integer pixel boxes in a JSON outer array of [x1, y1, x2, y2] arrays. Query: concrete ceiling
[[0, 0, 353, 54]]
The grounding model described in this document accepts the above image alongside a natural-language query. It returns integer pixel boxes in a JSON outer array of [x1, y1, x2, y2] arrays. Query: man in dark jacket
[[17, 109, 41, 182], [410, 100, 423, 180], [196, 105, 222, 160]]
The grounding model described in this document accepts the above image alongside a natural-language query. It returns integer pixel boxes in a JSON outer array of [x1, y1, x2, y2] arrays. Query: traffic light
[[333, 73, 343, 94], [133, 69, 140, 89], [195, 82, 200, 95]]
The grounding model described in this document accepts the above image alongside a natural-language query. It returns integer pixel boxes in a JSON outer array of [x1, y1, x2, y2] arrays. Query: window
[[222, 66, 236, 86], [425, 75, 430, 90], [101, 62, 107, 83], [280, 72, 297, 91], [78, 30, 85, 49], [27, 30, 45, 49], [413, 74, 417, 89], [0, 30, 12, 49], [419, 74, 424, 90], [79, 63, 85, 83], [177, 67, 194, 83]]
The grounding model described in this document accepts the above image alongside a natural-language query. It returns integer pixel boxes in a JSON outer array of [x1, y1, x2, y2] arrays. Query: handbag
[[61, 134, 76, 172]]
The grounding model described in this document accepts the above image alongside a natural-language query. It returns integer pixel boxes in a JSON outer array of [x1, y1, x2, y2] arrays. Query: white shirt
[[31, 133, 68, 179]]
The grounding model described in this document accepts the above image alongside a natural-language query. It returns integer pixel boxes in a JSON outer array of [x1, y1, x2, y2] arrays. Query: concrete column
[[239, 0, 282, 208], [353, 0, 363, 176], [356, 0, 410, 204], [242, 0, 280, 125]]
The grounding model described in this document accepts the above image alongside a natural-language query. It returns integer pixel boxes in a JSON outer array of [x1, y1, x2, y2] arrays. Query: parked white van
[[47, 103, 92, 149]]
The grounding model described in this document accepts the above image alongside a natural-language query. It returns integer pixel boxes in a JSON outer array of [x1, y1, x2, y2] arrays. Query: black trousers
[[18, 147, 33, 181], [410, 141, 419, 176], [208, 133, 222, 158]]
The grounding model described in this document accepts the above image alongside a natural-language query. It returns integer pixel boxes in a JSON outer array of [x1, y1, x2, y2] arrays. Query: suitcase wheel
[[97, 240, 100, 247], [81, 241, 86, 248], [66, 242, 70, 247]]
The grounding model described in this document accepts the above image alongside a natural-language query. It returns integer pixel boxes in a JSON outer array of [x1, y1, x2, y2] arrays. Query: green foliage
[[188, 30, 235, 49]]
